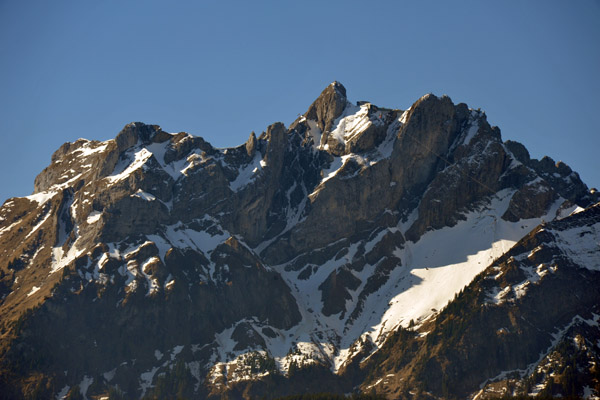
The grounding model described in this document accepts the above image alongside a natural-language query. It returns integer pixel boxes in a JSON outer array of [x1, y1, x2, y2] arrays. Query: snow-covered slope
[[358, 202, 600, 400]]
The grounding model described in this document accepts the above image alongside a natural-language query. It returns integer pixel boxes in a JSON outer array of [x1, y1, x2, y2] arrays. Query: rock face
[[0, 82, 598, 399], [305, 81, 348, 141]]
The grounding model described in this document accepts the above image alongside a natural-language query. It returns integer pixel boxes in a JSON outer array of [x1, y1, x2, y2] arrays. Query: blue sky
[[1, 1, 599, 204]]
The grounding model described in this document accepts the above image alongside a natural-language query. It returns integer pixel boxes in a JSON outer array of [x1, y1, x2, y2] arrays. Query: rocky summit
[[0, 82, 598, 399]]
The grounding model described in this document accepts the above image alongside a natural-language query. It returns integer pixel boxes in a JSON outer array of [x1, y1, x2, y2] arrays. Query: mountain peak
[[304, 81, 348, 133], [329, 80, 346, 96], [115, 122, 170, 152]]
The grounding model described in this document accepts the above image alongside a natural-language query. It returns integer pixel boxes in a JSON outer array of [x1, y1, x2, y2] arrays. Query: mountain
[[0, 82, 598, 399]]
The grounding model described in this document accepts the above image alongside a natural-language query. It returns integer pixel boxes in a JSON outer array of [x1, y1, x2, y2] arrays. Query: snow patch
[[229, 153, 266, 191], [74, 141, 108, 157], [583, 385, 599, 399], [0, 220, 20, 239], [171, 345, 184, 360], [132, 189, 156, 201], [26, 190, 57, 205], [306, 119, 322, 148], [462, 119, 480, 145], [146, 235, 172, 262], [27, 286, 40, 297], [50, 243, 85, 275], [25, 208, 52, 239], [163, 221, 229, 255], [56, 385, 70, 400], [139, 367, 159, 397], [103, 368, 116, 382], [86, 211, 102, 224], [330, 103, 368, 144], [107, 148, 152, 183], [145, 141, 191, 180], [79, 376, 93, 400], [320, 156, 345, 184], [550, 219, 600, 271]]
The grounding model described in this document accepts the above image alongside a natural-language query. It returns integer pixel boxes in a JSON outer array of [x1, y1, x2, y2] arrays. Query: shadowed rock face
[[0, 82, 597, 399]]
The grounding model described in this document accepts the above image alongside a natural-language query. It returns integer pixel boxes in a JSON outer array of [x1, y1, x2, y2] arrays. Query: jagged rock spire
[[304, 81, 348, 134]]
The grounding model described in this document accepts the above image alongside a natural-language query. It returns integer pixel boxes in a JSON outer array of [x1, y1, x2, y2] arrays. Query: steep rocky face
[[0, 82, 597, 399], [303, 81, 348, 150]]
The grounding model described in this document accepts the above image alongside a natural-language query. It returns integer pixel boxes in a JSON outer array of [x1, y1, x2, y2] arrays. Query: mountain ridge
[[0, 82, 598, 399]]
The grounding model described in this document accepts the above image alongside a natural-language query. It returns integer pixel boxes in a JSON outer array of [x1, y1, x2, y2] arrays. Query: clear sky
[[1, 0, 599, 205]]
